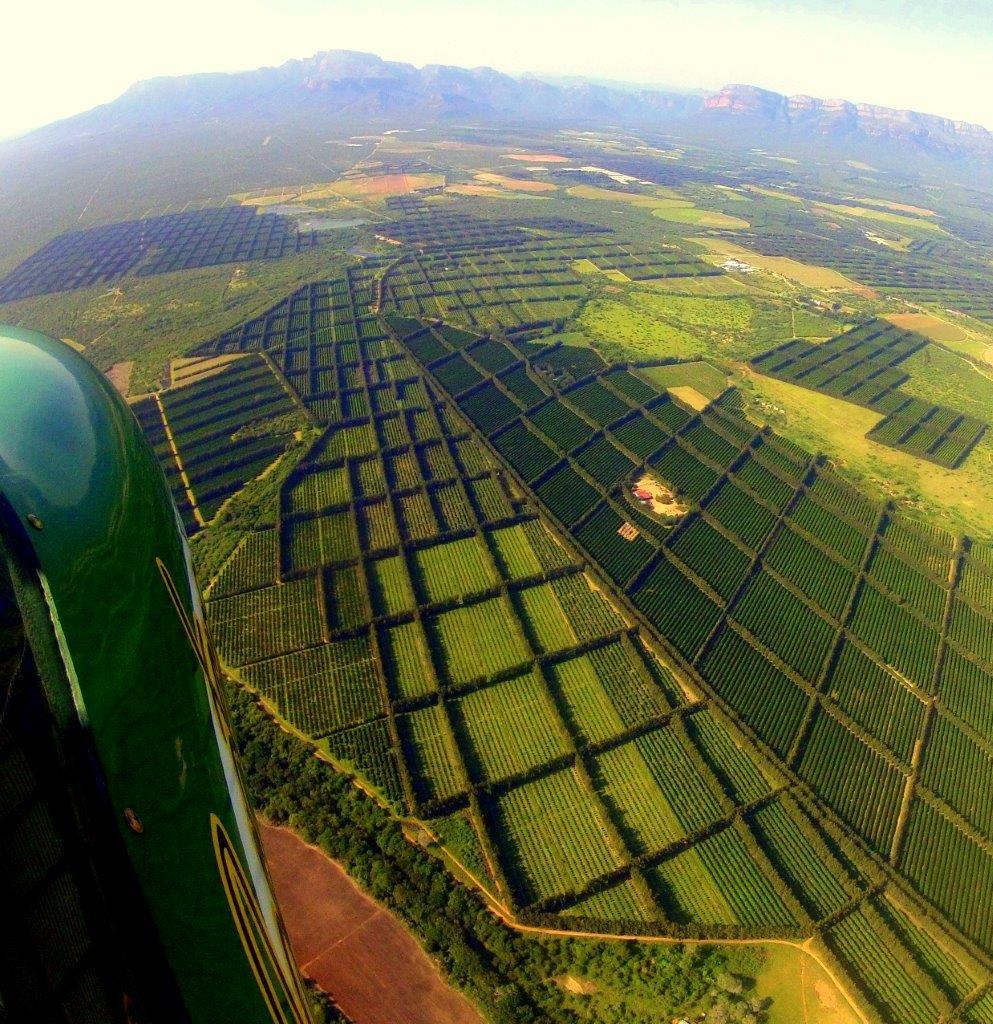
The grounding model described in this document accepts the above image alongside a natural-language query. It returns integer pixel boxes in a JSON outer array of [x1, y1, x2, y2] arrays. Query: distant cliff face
[[23, 50, 993, 163], [704, 84, 789, 118], [704, 84, 993, 156]]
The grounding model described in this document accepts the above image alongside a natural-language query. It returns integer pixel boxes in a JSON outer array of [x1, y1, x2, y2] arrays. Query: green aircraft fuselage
[[0, 326, 311, 1023]]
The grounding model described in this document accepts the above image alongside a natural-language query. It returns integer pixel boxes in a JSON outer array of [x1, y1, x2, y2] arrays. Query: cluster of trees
[[229, 684, 770, 1024]]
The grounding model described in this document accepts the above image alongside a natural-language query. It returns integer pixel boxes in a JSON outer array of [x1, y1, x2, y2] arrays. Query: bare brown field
[[475, 173, 557, 193], [261, 823, 483, 1024], [446, 184, 507, 198], [335, 173, 444, 198], [106, 361, 133, 396], [170, 354, 245, 389], [854, 197, 938, 217], [503, 152, 569, 162], [667, 385, 710, 411]]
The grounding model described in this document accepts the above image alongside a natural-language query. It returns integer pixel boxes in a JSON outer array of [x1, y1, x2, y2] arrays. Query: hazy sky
[[5, 0, 993, 138]]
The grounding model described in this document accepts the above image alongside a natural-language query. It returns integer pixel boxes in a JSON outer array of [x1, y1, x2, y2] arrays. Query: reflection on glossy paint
[[0, 332, 99, 508]]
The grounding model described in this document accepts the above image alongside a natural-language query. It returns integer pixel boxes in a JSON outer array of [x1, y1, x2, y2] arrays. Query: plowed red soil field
[[261, 823, 483, 1024]]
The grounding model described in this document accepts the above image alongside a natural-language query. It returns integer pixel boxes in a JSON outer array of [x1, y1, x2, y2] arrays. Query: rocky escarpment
[[705, 84, 993, 155]]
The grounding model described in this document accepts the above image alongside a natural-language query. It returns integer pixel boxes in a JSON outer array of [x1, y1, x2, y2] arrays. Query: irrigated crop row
[[798, 710, 904, 855]]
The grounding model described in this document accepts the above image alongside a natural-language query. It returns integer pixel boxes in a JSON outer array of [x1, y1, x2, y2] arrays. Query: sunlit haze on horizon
[[5, 0, 993, 139]]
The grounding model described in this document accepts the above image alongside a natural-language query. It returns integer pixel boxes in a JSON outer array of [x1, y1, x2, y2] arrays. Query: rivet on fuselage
[[26, 514, 43, 530]]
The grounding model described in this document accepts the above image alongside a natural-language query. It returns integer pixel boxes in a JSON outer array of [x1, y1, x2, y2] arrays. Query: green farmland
[[13, 163, 993, 1024]]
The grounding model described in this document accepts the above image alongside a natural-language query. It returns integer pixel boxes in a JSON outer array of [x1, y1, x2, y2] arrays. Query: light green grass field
[[886, 311, 993, 361], [380, 620, 436, 701], [900, 343, 993, 424], [651, 206, 750, 230], [456, 669, 569, 781], [632, 291, 839, 345], [414, 536, 497, 603], [487, 523, 545, 579], [579, 299, 703, 361], [637, 360, 730, 399], [738, 368, 993, 539], [369, 554, 417, 616], [753, 945, 861, 1024], [577, 289, 840, 364], [812, 200, 948, 235], [430, 597, 530, 684]]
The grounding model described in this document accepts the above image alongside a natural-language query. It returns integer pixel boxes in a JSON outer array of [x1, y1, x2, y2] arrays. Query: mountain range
[[2, 48, 990, 269], [33, 50, 993, 161]]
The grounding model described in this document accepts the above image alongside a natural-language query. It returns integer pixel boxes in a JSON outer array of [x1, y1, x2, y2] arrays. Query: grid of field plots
[[386, 310, 993, 1020], [727, 223, 993, 326], [133, 201, 993, 1023], [751, 319, 986, 467], [373, 202, 720, 330], [0, 206, 325, 301], [132, 354, 303, 531]]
